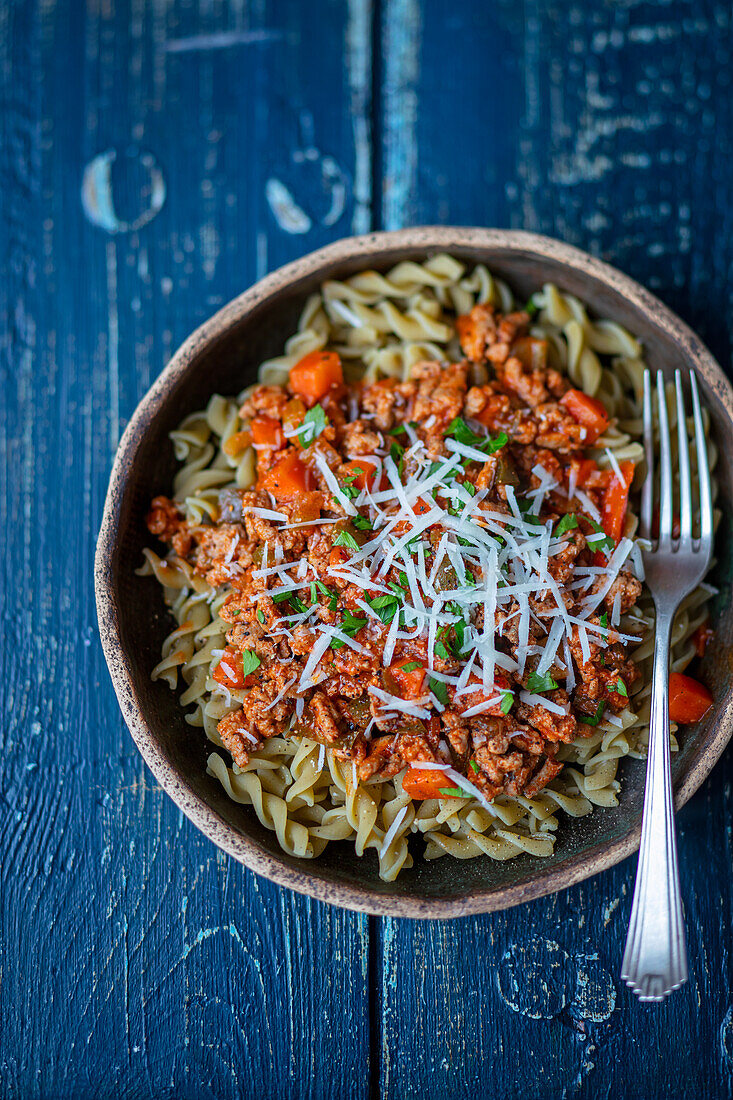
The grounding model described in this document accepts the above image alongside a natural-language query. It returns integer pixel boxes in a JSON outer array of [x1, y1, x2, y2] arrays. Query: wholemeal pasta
[[138, 256, 717, 881]]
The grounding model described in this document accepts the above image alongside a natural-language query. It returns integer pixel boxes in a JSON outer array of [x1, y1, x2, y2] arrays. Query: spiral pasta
[[140, 256, 717, 880]]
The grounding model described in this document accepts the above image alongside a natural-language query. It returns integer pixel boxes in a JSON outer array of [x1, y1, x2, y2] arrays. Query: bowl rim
[[95, 226, 733, 918]]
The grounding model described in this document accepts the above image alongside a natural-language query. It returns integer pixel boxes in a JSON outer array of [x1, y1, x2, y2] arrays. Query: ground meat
[[147, 302, 649, 811], [217, 709, 262, 768]]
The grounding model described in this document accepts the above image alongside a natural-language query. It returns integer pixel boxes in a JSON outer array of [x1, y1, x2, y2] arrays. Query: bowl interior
[[103, 233, 733, 914]]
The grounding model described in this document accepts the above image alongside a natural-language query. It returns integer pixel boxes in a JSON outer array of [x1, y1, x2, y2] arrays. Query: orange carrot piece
[[669, 672, 713, 723], [289, 350, 343, 404], [261, 449, 313, 500], [560, 388, 610, 443], [402, 768, 463, 801]]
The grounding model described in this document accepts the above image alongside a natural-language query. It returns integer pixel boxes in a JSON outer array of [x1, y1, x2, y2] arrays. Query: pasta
[[139, 255, 717, 882]]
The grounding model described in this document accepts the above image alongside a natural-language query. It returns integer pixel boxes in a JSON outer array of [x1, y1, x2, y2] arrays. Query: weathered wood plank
[[0, 1, 373, 1097], [377, 2, 733, 1097]]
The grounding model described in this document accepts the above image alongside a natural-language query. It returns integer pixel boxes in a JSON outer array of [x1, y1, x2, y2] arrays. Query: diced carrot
[[289, 350, 343, 404], [251, 415, 285, 450], [412, 496, 434, 517], [559, 389, 610, 443], [341, 459, 381, 492], [567, 457, 600, 490], [691, 620, 714, 659], [402, 768, 463, 801], [289, 491, 323, 524], [387, 661, 426, 699], [329, 546, 350, 570], [601, 461, 635, 543], [512, 336, 548, 371], [212, 647, 246, 690], [222, 429, 252, 457], [261, 449, 313, 500], [669, 672, 713, 724]]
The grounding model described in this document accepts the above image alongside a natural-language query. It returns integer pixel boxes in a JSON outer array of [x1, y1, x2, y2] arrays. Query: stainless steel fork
[[621, 369, 713, 1001]]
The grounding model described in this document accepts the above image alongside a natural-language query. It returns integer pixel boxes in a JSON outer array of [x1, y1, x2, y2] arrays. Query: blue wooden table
[[3, 2, 733, 1097]]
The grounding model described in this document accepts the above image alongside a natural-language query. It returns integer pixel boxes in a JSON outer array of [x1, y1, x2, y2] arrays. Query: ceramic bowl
[[95, 228, 733, 917]]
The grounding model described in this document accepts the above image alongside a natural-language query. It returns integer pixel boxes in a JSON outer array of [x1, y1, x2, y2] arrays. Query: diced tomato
[[212, 647, 247, 690], [412, 496, 434, 517], [559, 389, 610, 443], [691, 620, 714, 659], [512, 336, 548, 371], [601, 462, 635, 543], [289, 350, 343, 404], [387, 661, 426, 699], [261, 449, 314, 500], [669, 672, 713, 724], [251, 415, 285, 450], [340, 459, 381, 493], [402, 768, 463, 801]]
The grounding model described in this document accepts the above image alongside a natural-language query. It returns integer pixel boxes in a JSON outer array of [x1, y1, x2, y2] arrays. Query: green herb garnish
[[438, 787, 468, 798], [525, 296, 538, 317], [334, 529, 360, 551], [352, 514, 373, 531], [526, 670, 559, 693], [616, 679, 628, 698], [368, 594, 401, 624], [330, 609, 367, 649], [469, 760, 479, 774], [580, 701, 605, 727], [429, 677, 449, 706], [555, 513, 579, 536], [240, 650, 261, 677], [500, 690, 514, 715], [399, 662, 421, 674], [256, 609, 265, 624], [446, 417, 507, 455], [296, 404, 329, 447], [587, 519, 615, 555]]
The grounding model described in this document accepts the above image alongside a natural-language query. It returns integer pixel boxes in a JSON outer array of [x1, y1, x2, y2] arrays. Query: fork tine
[[640, 370, 654, 540], [656, 371, 674, 545], [690, 370, 713, 545], [675, 370, 692, 546]]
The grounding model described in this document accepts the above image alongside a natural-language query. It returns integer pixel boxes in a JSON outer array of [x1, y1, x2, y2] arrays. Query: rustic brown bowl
[[96, 227, 733, 918]]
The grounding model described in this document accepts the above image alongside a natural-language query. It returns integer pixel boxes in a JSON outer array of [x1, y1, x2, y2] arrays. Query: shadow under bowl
[[96, 227, 733, 918]]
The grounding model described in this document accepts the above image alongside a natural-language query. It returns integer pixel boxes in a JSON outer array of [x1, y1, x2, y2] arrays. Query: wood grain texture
[[2, 0, 733, 1096], [0, 2, 372, 1098], [376, 3, 733, 1098]]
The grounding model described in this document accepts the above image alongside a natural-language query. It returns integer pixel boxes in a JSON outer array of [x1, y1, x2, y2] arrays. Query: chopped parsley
[[334, 529, 360, 551], [616, 678, 628, 698], [399, 661, 421, 674], [240, 650, 261, 677], [296, 404, 329, 447], [386, 421, 417, 436], [446, 417, 507, 455], [525, 296, 539, 317], [331, 609, 367, 649], [500, 690, 514, 715], [587, 519, 615, 555], [340, 470, 362, 500], [352, 514, 374, 531], [256, 609, 265, 624], [272, 590, 295, 604], [526, 670, 559, 694], [469, 759, 479, 774], [438, 787, 468, 798], [580, 701, 605, 727], [555, 512, 579, 536], [389, 440, 405, 477], [368, 594, 401, 624], [429, 676, 449, 706]]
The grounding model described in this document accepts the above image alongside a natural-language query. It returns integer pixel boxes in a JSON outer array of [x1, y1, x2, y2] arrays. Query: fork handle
[[621, 605, 688, 1001]]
